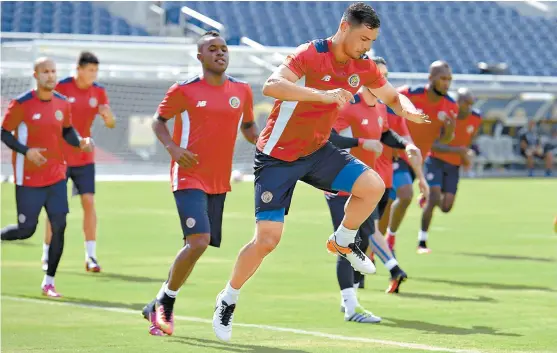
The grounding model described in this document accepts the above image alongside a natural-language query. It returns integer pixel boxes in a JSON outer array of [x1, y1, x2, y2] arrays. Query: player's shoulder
[[53, 91, 69, 102], [227, 75, 250, 89], [92, 81, 105, 90], [407, 85, 426, 95], [443, 93, 457, 105], [309, 38, 329, 54], [14, 90, 34, 105], [470, 108, 482, 119], [58, 76, 73, 85], [177, 75, 202, 87]]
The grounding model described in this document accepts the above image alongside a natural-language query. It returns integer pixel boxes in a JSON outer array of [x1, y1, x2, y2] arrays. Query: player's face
[[458, 96, 474, 117], [34, 60, 57, 91], [342, 22, 379, 59], [77, 64, 99, 86], [199, 37, 229, 74], [431, 70, 452, 96]]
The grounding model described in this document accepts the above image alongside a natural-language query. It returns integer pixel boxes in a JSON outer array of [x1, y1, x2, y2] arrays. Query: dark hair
[[342, 2, 380, 30], [372, 56, 387, 66], [78, 51, 99, 67], [197, 30, 222, 50]]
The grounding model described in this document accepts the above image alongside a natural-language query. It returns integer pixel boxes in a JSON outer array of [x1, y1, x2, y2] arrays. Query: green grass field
[[2, 179, 557, 353]]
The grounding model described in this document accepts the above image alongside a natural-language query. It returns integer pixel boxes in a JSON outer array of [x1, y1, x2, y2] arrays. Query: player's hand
[[405, 143, 420, 158], [168, 144, 198, 169], [99, 105, 116, 129], [462, 148, 475, 166], [361, 139, 383, 156], [321, 88, 354, 108], [418, 177, 430, 202], [79, 137, 95, 153], [401, 109, 431, 124], [25, 148, 47, 166]]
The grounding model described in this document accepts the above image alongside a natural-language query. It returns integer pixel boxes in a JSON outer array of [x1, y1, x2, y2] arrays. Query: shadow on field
[[16, 294, 146, 312], [0, 240, 37, 247], [65, 271, 169, 284], [413, 276, 556, 293], [456, 252, 556, 263], [396, 292, 496, 303], [381, 317, 522, 337], [171, 335, 309, 353]]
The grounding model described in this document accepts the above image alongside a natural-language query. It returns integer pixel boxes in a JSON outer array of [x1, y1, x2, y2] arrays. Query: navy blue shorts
[[389, 159, 415, 200], [325, 194, 375, 250], [173, 189, 227, 248], [16, 180, 69, 228], [377, 187, 392, 218], [254, 142, 369, 222], [424, 157, 460, 194], [67, 163, 95, 196]]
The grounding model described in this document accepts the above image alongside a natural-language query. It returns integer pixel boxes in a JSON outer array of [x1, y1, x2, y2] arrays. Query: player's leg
[[378, 190, 393, 235], [418, 157, 444, 253], [386, 160, 415, 253], [213, 151, 302, 342], [522, 149, 535, 177], [43, 180, 70, 298], [1, 185, 46, 241], [439, 163, 460, 214], [543, 148, 553, 176]]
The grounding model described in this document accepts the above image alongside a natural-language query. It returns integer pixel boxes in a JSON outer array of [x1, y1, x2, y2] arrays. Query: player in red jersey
[[418, 88, 482, 250], [0, 57, 93, 297], [41, 52, 115, 273], [212, 3, 430, 342], [385, 60, 458, 255], [140, 31, 258, 336]]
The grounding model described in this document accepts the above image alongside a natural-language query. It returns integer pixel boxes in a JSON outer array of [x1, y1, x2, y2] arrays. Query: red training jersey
[[157, 75, 254, 194], [2, 90, 72, 187], [375, 111, 410, 188], [257, 39, 387, 162], [55, 77, 109, 167], [431, 109, 482, 166]]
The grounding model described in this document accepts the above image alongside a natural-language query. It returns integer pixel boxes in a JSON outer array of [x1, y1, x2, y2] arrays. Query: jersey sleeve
[[283, 43, 312, 78], [1, 100, 24, 131], [242, 85, 255, 123], [334, 105, 355, 133], [98, 87, 109, 106], [362, 59, 387, 89], [380, 104, 389, 132], [157, 83, 187, 120], [63, 101, 72, 128]]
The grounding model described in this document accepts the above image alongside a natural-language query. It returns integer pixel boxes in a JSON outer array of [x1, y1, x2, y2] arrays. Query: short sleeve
[[63, 101, 72, 128], [379, 104, 389, 132], [242, 85, 255, 123], [98, 87, 109, 106], [283, 43, 312, 78], [157, 83, 187, 120], [362, 59, 387, 89], [1, 100, 24, 131]]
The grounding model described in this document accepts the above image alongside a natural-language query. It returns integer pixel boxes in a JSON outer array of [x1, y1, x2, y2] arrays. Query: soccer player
[[0, 57, 94, 297], [42, 51, 114, 273], [385, 60, 458, 255], [418, 88, 482, 250], [140, 31, 258, 336], [212, 3, 429, 342], [519, 119, 554, 177]]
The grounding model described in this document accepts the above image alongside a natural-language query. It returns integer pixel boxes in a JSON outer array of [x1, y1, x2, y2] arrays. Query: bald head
[[457, 87, 475, 118], [34, 57, 54, 72], [429, 60, 451, 76], [33, 57, 57, 91], [457, 87, 474, 103], [428, 60, 452, 96]]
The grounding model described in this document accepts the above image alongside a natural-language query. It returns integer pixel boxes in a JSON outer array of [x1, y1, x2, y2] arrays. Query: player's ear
[[196, 53, 202, 63], [340, 20, 350, 33]]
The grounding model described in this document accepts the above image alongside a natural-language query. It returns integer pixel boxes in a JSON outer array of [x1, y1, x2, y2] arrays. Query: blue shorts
[[389, 159, 415, 200], [16, 180, 69, 228], [424, 157, 460, 194], [67, 164, 95, 196], [325, 194, 375, 250], [255, 142, 369, 222], [173, 189, 227, 248]]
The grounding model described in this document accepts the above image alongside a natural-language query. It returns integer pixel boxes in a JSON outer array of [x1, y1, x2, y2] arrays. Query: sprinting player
[[0, 57, 94, 297], [418, 88, 481, 250], [141, 31, 258, 337], [42, 51, 115, 273], [519, 119, 553, 177], [212, 3, 430, 342], [385, 60, 458, 255]]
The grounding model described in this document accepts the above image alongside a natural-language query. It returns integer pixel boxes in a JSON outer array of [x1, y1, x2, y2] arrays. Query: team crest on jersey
[[378, 116, 384, 127], [68, 97, 76, 103], [186, 217, 196, 228], [89, 97, 98, 108], [348, 74, 360, 88], [229, 96, 240, 109], [467, 125, 475, 134], [55, 110, 63, 121], [261, 191, 273, 203]]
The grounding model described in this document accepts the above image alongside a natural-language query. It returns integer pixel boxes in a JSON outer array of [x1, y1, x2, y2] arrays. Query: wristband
[[358, 138, 365, 147]]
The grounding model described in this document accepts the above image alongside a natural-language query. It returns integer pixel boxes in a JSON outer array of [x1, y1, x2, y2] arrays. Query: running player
[[385, 60, 458, 255], [42, 51, 115, 273], [418, 88, 481, 250], [212, 3, 429, 342], [0, 57, 94, 297], [141, 31, 258, 336]]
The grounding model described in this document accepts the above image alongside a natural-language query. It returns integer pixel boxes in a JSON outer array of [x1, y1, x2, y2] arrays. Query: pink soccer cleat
[[142, 300, 165, 336], [42, 284, 62, 298], [85, 257, 101, 273], [417, 193, 427, 209]]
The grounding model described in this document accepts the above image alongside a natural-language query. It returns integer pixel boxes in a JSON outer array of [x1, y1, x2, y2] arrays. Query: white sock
[[387, 228, 396, 236], [42, 243, 50, 261], [341, 288, 359, 315], [221, 281, 240, 304], [418, 230, 428, 242], [334, 225, 358, 247], [353, 282, 359, 290], [163, 283, 179, 299], [156, 282, 167, 301], [85, 241, 96, 260], [384, 258, 398, 271], [42, 275, 55, 287]]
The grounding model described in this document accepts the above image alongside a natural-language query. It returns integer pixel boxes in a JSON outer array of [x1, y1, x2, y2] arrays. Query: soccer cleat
[[345, 306, 382, 323], [41, 259, 48, 272], [213, 290, 236, 342], [85, 257, 101, 273], [417, 241, 431, 254], [386, 267, 408, 294], [326, 234, 376, 275], [155, 299, 175, 335], [417, 193, 427, 209], [142, 300, 165, 336], [42, 284, 61, 298]]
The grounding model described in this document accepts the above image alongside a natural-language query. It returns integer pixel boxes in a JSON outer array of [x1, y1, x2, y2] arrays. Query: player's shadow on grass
[[65, 271, 169, 284], [171, 335, 309, 353], [16, 294, 146, 312], [381, 317, 521, 337], [413, 276, 556, 293], [396, 292, 496, 303], [0, 240, 36, 247], [456, 252, 556, 263]]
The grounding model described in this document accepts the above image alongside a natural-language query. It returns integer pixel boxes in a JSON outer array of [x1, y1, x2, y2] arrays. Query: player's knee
[[397, 186, 414, 204], [81, 194, 95, 210], [254, 224, 282, 255], [49, 214, 67, 235], [428, 191, 441, 205], [353, 170, 385, 200], [186, 233, 211, 253], [18, 224, 37, 240]]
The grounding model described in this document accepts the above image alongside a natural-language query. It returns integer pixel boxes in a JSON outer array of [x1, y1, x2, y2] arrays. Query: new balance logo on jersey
[[32, 113, 41, 120], [321, 75, 331, 82], [196, 101, 207, 107], [361, 119, 369, 125]]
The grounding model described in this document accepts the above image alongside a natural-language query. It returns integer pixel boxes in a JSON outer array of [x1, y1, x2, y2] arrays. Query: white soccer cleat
[[326, 234, 376, 275], [345, 306, 382, 323], [212, 290, 236, 342]]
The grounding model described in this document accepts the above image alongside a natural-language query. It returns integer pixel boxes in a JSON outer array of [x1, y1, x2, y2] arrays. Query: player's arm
[[240, 85, 259, 144], [98, 89, 115, 128], [367, 82, 430, 124], [61, 103, 94, 152], [328, 128, 359, 149]]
